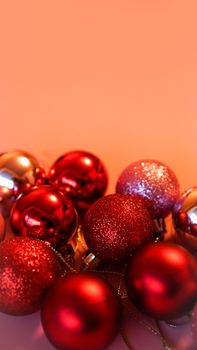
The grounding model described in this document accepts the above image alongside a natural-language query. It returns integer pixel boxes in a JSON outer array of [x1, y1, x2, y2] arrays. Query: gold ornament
[[0, 150, 46, 215]]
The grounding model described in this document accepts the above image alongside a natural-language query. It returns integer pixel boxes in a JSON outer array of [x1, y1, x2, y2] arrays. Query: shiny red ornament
[[173, 186, 197, 254], [0, 213, 5, 241], [10, 185, 78, 251], [0, 237, 61, 315], [83, 194, 154, 263], [41, 272, 121, 350], [116, 159, 180, 218], [0, 150, 46, 216], [48, 150, 108, 216], [125, 243, 197, 320]]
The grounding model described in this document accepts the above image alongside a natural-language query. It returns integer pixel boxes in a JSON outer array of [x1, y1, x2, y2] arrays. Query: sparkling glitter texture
[[116, 159, 180, 218], [0, 237, 61, 315], [83, 193, 154, 263]]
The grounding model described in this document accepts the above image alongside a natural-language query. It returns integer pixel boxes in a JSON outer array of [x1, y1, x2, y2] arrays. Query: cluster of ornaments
[[0, 149, 197, 350]]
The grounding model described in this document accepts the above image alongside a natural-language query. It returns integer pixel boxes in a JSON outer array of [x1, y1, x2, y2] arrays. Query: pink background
[[0, 1, 197, 349]]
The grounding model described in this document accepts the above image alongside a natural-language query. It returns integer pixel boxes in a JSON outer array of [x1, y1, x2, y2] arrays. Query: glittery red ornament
[[0, 237, 61, 315], [0, 213, 5, 241], [83, 194, 154, 263], [41, 272, 121, 350], [126, 243, 197, 320], [173, 187, 197, 254], [48, 150, 108, 217], [10, 185, 78, 250], [116, 159, 180, 218]]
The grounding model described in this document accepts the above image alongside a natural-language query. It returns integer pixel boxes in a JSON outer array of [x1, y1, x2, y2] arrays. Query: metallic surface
[[10, 185, 78, 250], [48, 150, 108, 216], [116, 159, 180, 219], [0, 237, 61, 315], [173, 186, 197, 254], [66, 225, 100, 271], [41, 272, 121, 350], [0, 150, 46, 215], [83, 193, 154, 263], [125, 243, 197, 320]]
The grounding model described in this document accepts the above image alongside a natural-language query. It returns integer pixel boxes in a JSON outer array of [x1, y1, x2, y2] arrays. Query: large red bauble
[[0, 237, 61, 315], [83, 194, 154, 263], [41, 272, 121, 350], [0, 150, 46, 216], [116, 159, 180, 218], [48, 150, 108, 216], [125, 243, 197, 320], [10, 185, 78, 250]]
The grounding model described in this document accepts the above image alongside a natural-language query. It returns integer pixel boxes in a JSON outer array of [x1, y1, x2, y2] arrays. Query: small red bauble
[[125, 243, 197, 320], [116, 159, 180, 218], [10, 185, 78, 250], [83, 194, 154, 263], [48, 150, 108, 216], [41, 272, 121, 350], [173, 187, 197, 254], [0, 150, 46, 216], [0, 237, 61, 315]]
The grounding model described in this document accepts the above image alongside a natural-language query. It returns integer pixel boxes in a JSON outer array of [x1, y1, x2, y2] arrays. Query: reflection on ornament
[[0, 150, 46, 216], [48, 150, 108, 217], [10, 185, 78, 251], [173, 187, 197, 254]]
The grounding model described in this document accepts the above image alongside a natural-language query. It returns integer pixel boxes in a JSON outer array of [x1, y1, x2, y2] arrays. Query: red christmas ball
[[116, 159, 180, 218], [173, 187, 197, 254], [0, 237, 61, 315], [10, 185, 78, 250], [83, 194, 154, 263], [48, 150, 108, 216], [125, 243, 197, 320], [41, 272, 121, 350]]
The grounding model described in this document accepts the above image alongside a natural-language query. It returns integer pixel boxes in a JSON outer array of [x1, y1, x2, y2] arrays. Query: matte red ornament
[[41, 272, 121, 350], [83, 194, 154, 263], [116, 159, 180, 218], [10, 185, 78, 251], [125, 243, 197, 320], [173, 186, 197, 254], [0, 237, 61, 315], [48, 150, 108, 217]]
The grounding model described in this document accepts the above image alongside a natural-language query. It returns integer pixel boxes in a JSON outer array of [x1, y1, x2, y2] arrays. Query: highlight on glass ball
[[48, 150, 108, 216], [83, 193, 154, 263], [0, 150, 46, 216], [10, 184, 78, 251], [173, 186, 197, 254], [125, 242, 197, 321], [41, 272, 121, 350], [116, 159, 180, 219], [0, 237, 61, 315]]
